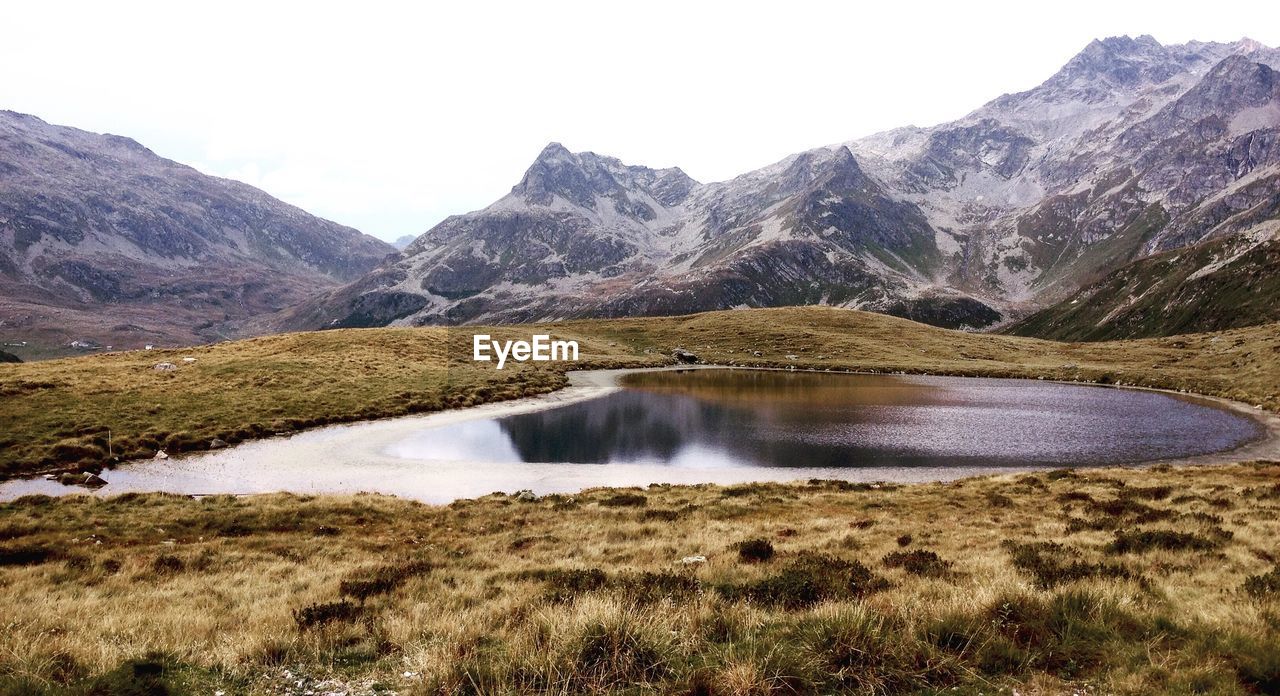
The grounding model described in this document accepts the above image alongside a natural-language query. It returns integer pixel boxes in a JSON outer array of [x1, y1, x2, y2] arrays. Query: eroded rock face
[[287, 36, 1280, 336]]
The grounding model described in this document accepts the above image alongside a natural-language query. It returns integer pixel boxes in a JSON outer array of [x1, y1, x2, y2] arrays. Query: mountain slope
[[0, 111, 394, 355], [1007, 223, 1280, 340], [289, 36, 1279, 336]]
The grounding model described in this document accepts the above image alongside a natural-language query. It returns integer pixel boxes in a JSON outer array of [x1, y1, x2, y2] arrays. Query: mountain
[[288, 36, 1280, 336], [392, 235, 417, 250], [0, 111, 394, 356], [1007, 223, 1280, 340]]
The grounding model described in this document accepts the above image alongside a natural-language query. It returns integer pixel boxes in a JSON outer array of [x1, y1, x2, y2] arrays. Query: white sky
[[3, 1, 1277, 242]]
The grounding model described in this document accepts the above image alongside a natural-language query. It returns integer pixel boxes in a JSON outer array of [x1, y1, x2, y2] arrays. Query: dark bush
[[735, 538, 775, 563], [640, 508, 681, 522], [883, 549, 952, 578], [615, 571, 700, 605], [1105, 529, 1221, 555], [0, 544, 56, 566], [1119, 485, 1173, 501], [1243, 566, 1280, 598], [719, 553, 889, 609], [530, 568, 609, 603], [151, 555, 184, 575], [896, 534, 913, 547], [293, 600, 363, 630], [986, 492, 1015, 508], [1056, 491, 1094, 504], [1004, 541, 1132, 589], [339, 559, 432, 601], [599, 493, 647, 508]]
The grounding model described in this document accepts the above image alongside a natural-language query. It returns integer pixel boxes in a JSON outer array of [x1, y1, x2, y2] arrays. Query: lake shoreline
[[4, 364, 1276, 503]]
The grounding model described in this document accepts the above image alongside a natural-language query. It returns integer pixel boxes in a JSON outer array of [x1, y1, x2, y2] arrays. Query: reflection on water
[[391, 370, 1262, 468]]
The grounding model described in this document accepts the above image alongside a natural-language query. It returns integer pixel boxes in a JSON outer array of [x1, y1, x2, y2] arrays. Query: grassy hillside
[[1009, 231, 1280, 341], [2, 306, 1279, 478], [1, 462, 1278, 694]]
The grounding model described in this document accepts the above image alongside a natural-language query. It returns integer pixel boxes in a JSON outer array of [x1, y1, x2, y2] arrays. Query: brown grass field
[[1, 464, 1279, 694], [1, 307, 1279, 694]]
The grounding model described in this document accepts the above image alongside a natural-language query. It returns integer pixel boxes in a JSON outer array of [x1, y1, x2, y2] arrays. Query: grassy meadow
[[2, 307, 1279, 694], [1, 463, 1279, 694], [2, 307, 1278, 478]]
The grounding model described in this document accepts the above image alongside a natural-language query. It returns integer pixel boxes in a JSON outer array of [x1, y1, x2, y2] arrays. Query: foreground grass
[[2, 307, 1278, 478], [1, 462, 1278, 694]]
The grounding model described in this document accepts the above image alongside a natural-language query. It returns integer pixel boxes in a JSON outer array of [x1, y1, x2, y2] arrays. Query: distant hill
[[0, 110, 394, 355]]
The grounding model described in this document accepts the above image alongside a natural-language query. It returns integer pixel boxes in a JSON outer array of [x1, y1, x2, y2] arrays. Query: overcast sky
[[3, 1, 1276, 242]]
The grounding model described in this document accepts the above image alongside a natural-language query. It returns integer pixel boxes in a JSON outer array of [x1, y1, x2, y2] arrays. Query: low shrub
[[151, 554, 184, 575], [615, 571, 700, 605], [883, 549, 952, 578], [524, 568, 609, 603], [986, 492, 1015, 508], [293, 600, 363, 630], [1105, 529, 1222, 555], [1242, 566, 1280, 598], [339, 559, 432, 601], [599, 493, 647, 508], [735, 538, 775, 563], [719, 553, 889, 609], [1004, 541, 1132, 589], [0, 544, 56, 566], [1119, 485, 1173, 501]]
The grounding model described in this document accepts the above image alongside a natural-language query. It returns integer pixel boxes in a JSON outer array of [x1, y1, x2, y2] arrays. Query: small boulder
[[680, 555, 707, 565], [81, 472, 107, 487], [153, 362, 177, 372], [512, 489, 538, 502], [672, 348, 699, 364], [154, 450, 169, 460], [209, 438, 228, 449]]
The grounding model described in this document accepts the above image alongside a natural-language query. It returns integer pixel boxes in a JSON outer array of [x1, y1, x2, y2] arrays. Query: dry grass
[[2, 307, 1278, 478], [1, 462, 1278, 694]]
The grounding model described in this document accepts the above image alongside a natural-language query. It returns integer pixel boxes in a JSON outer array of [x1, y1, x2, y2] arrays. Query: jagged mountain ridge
[[0, 111, 394, 354], [288, 35, 1280, 334]]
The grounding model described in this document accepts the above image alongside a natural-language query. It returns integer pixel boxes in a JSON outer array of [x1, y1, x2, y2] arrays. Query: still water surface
[[391, 370, 1261, 468], [0, 370, 1264, 502]]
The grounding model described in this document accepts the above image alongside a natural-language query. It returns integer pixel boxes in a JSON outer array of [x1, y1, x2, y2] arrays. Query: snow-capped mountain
[[0, 111, 394, 352], [289, 36, 1280, 334]]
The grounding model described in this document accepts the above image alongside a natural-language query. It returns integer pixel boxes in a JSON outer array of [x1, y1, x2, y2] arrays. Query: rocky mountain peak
[[512, 142, 698, 211]]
